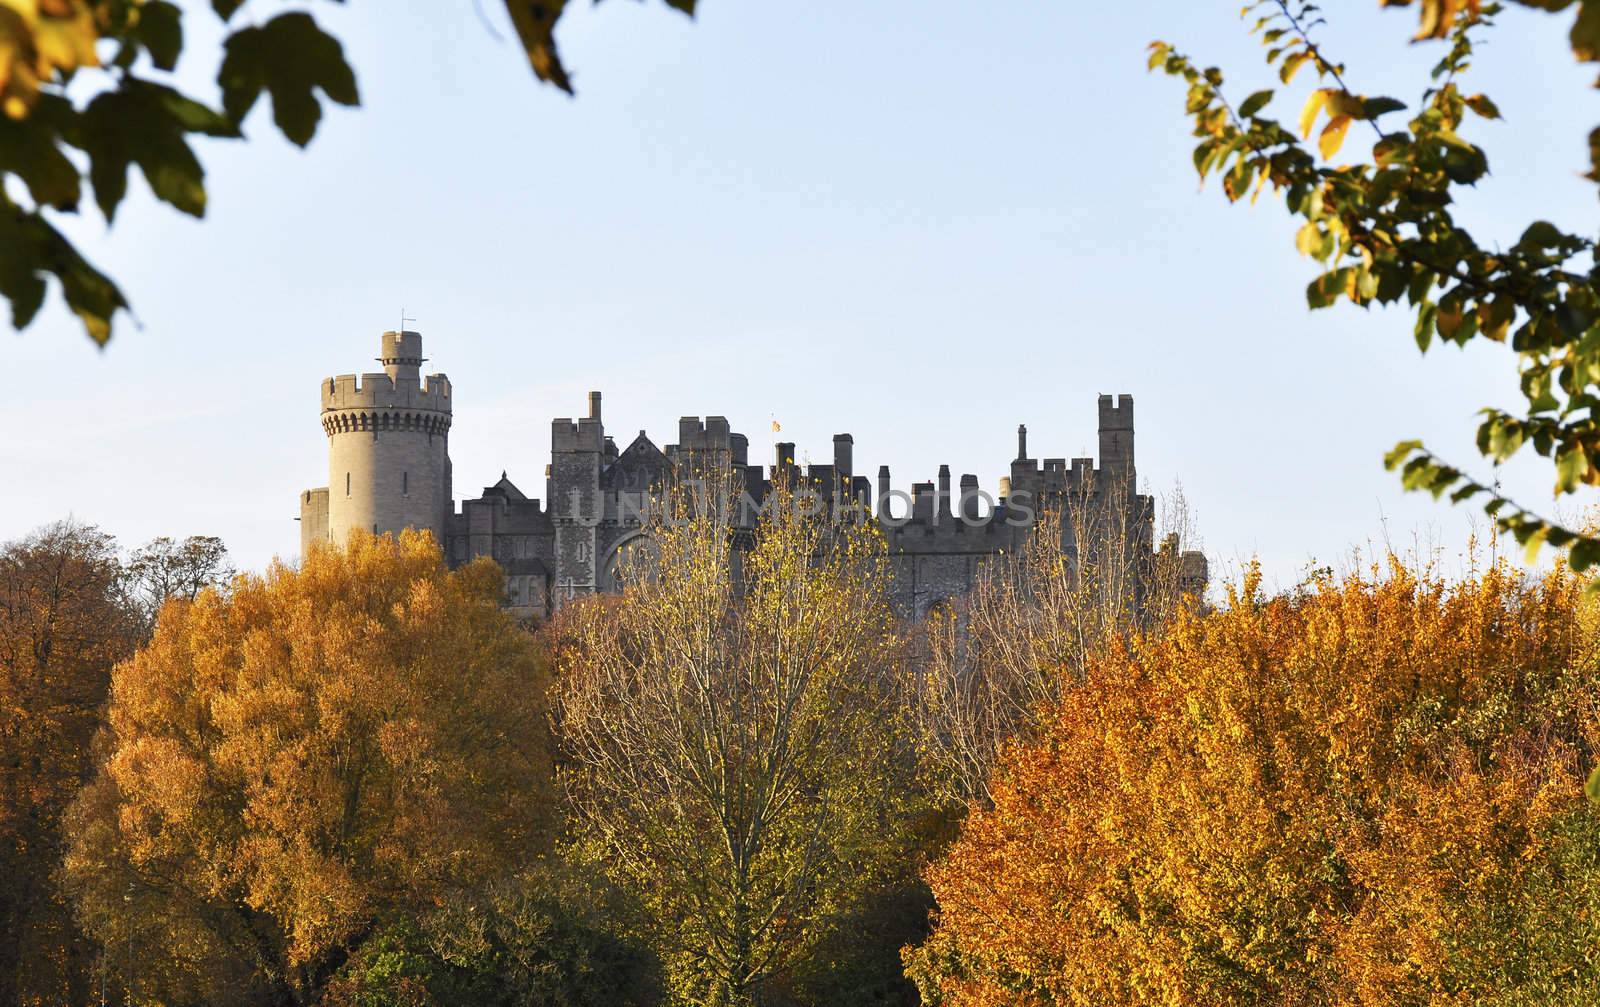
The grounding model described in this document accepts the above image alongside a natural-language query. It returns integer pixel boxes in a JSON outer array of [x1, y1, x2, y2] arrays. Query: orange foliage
[[0, 522, 135, 1005], [910, 561, 1600, 1006], [62, 531, 555, 1006]]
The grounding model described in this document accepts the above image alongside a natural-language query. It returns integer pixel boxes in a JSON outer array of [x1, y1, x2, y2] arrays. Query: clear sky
[[3, 1, 1597, 589]]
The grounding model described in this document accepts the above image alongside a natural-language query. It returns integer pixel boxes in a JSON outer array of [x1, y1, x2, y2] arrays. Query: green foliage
[[1151, 1, 1600, 575], [219, 12, 359, 149], [0, 0, 696, 347], [323, 865, 663, 1007]]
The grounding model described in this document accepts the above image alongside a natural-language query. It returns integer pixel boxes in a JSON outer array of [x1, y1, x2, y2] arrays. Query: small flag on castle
[[771, 419, 781, 433]]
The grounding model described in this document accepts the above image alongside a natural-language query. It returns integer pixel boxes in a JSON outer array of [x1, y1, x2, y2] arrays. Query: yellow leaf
[[1325, 90, 1364, 119], [1295, 222, 1320, 256], [1319, 115, 1352, 160], [32, 6, 96, 74], [1299, 88, 1328, 139]]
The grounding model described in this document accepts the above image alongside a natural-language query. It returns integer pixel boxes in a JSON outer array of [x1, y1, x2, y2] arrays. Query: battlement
[[301, 330, 1197, 620], [1098, 393, 1134, 431], [322, 372, 452, 414], [1097, 392, 1135, 479], [673, 415, 735, 453]]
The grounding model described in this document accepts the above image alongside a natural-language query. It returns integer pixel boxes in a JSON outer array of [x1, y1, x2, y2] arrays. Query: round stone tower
[[318, 330, 453, 547]]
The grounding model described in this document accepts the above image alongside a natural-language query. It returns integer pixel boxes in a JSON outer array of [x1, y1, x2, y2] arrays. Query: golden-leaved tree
[[908, 560, 1600, 1006], [62, 530, 555, 1007], [909, 486, 1199, 810], [552, 483, 923, 1007], [0, 521, 136, 1005]]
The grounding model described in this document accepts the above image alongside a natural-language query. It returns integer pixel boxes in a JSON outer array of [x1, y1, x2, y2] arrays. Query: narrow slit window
[[403, 471, 409, 496], [346, 472, 351, 497]]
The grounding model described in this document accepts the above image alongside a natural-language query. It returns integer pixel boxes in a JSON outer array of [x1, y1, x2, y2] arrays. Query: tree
[[0, 520, 136, 1005], [909, 484, 1199, 809], [322, 860, 664, 1007], [551, 482, 923, 1006], [62, 529, 556, 1007], [0, 0, 696, 347], [1149, 1, 1600, 575], [908, 559, 1600, 1006], [125, 533, 234, 632]]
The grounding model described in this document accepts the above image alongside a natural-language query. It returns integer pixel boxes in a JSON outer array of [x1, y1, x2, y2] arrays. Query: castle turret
[[1098, 394, 1135, 489], [303, 330, 453, 552], [551, 391, 605, 605]]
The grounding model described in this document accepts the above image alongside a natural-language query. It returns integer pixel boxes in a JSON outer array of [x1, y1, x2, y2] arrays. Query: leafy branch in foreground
[[1150, 1, 1600, 574], [0, 0, 694, 347]]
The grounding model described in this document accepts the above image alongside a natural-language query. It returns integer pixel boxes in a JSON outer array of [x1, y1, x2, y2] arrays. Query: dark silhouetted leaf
[[219, 12, 359, 147]]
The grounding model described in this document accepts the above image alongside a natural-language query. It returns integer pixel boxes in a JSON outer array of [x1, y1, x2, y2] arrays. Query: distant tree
[[551, 483, 923, 1007], [0, 0, 695, 347], [62, 530, 556, 1007], [1149, 1, 1600, 574], [0, 520, 136, 1005], [125, 533, 233, 631], [908, 560, 1600, 1006], [909, 484, 1199, 809]]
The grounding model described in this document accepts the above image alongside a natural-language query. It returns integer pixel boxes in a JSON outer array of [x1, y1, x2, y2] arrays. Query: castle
[[299, 331, 1205, 619]]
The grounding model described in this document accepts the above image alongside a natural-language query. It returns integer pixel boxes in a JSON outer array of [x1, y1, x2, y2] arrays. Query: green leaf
[[0, 100, 82, 210], [1463, 93, 1501, 119], [1238, 89, 1273, 117], [1362, 96, 1406, 117], [1515, 220, 1566, 253], [1587, 765, 1600, 805], [1571, 537, 1600, 574], [1487, 419, 1524, 462], [1415, 302, 1437, 351], [133, 1, 183, 72], [79, 81, 230, 221], [219, 12, 360, 147], [1555, 446, 1591, 493], [1384, 440, 1423, 470], [0, 209, 128, 342], [1307, 269, 1351, 309]]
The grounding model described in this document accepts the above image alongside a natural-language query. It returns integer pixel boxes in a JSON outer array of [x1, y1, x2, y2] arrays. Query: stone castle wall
[[300, 331, 1206, 619]]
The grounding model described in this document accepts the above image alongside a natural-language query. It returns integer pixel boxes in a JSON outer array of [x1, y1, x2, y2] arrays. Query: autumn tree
[[551, 482, 924, 1006], [62, 530, 556, 1007], [124, 533, 234, 633], [908, 559, 1600, 1006], [1150, 0, 1600, 574], [909, 484, 1200, 808], [0, 0, 696, 346], [0, 520, 136, 1005]]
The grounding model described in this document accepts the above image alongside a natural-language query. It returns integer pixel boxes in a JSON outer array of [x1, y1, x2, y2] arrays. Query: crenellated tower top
[[320, 330, 452, 437]]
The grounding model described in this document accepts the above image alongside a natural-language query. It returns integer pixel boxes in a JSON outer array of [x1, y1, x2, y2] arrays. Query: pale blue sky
[[3, 1, 1597, 588]]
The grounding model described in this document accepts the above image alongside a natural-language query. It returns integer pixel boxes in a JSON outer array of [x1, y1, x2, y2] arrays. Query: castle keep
[[299, 331, 1205, 619]]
